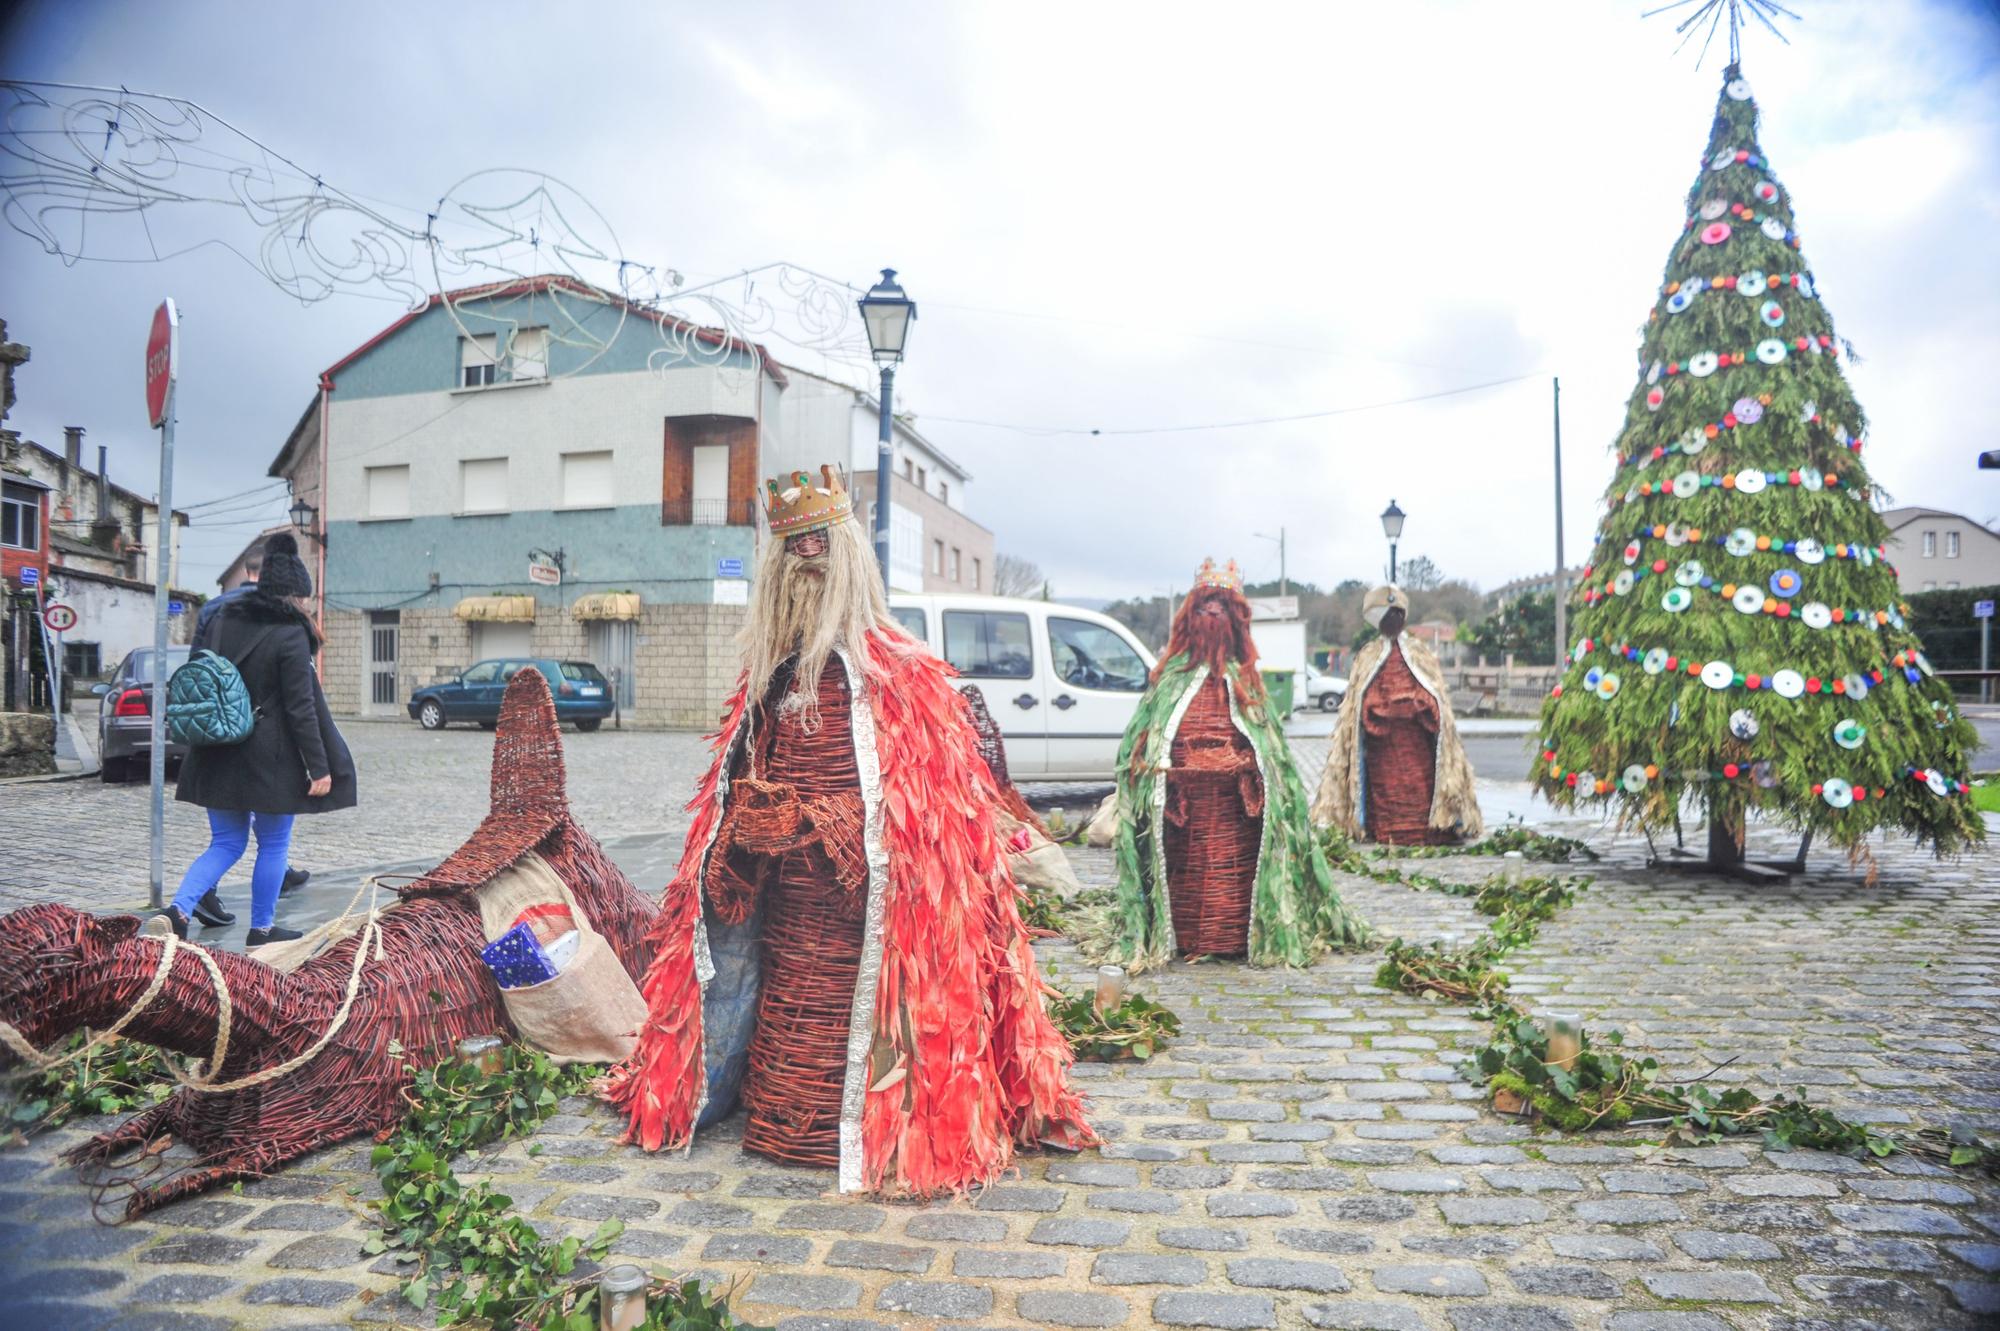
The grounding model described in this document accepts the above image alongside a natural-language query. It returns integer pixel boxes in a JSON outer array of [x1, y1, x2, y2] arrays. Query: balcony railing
[[662, 497, 756, 527]]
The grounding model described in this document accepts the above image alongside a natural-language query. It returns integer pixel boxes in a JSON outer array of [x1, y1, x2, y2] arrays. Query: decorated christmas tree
[[1530, 65, 1984, 864]]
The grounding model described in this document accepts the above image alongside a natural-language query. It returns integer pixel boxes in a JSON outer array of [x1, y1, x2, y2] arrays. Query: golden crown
[[766, 465, 853, 536], [1194, 558, 1243, 592]]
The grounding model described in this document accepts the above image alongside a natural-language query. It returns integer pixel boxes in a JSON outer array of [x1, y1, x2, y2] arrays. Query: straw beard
[[739, 510, 900, 722], [1158, 585, 1262, 701]]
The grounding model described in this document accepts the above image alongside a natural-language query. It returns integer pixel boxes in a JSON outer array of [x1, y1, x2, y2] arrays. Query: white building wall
[[326, 365, 757, 519], [42, 570, 193, 675]]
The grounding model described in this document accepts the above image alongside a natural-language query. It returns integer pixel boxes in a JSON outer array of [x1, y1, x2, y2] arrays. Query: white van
[[887, 593, 1156, 781]]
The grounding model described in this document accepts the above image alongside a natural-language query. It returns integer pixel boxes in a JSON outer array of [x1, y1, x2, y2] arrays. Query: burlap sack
[[1085, 790, 1121, 848], [476, 851, 647, 1065], [996, 811, 1083, 897]]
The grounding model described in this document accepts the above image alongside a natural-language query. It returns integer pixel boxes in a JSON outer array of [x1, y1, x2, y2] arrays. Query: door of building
[[368, 610, 400, 715], [586, 619, 636, 714], [472, 621, 533, 666]]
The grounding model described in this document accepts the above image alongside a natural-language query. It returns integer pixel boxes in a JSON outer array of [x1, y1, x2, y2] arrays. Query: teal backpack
[[166, 649, 258, 747]]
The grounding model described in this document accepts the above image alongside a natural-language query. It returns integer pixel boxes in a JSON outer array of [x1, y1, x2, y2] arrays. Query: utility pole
[[1256, 527, 1288, 599], [1552, 376, 1566, 666]]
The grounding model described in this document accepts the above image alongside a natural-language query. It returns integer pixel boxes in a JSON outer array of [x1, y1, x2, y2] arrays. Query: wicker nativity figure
[[1108, 559, 1367, 970], [1313, 583, 1483, 846], [607, 466, 1092, 1195]]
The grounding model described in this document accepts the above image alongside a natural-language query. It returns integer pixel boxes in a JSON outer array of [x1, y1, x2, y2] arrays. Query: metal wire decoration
[[1643, 0, 1802, 67], [0, 80, 873, 383]]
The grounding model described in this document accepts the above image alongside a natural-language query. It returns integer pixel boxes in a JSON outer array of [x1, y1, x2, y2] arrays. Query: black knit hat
[[258, 531, 313, 599]]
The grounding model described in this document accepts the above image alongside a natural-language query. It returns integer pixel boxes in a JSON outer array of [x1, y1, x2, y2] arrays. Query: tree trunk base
[[1649, 810, 1811, 883]]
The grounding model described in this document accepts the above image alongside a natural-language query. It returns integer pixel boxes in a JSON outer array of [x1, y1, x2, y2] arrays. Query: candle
[[1501, 851, 1526, 883], [1094, 965, 1127, 1015], [599, 1263, 648, 1331], [1542, 1012, 1581, 1072]]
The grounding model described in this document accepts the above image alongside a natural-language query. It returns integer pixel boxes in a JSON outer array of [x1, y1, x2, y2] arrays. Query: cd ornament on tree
[[1531, 65, 1982, 868]]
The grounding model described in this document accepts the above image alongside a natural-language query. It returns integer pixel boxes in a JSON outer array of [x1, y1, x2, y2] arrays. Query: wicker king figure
[[607, 467, 1092, 1194], [1313, 583, 1484, 846], [1108, 560, 1367, 970]]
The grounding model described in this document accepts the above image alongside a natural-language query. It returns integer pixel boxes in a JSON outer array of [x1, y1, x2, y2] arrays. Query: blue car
[[408, 658, 614, 732]]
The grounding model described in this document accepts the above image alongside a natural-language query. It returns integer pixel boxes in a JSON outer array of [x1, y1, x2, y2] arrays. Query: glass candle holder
[[456, 1035, 504, 1075], [599, 1263, 648, 1331], [1541, 1012, 1582, 1072], [1094, 965, 1127, 1015], [1501, 850, 1526, 883]]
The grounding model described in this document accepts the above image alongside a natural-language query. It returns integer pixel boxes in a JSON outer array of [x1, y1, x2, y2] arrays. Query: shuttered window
[[460, 457, 508, 513]]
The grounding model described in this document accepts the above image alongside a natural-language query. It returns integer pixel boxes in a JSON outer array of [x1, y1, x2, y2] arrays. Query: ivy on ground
[[1371, 860, 1997, 1174], [1049, 989, 1181, 1062], [3, 1032, 175, 1141], [368, 1044, 760, 1328]]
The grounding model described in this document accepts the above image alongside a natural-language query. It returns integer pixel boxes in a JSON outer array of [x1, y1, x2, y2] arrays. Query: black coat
[[176, 594, 358, 816]]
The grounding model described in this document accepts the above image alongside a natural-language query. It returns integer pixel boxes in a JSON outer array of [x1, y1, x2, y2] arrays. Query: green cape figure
[[1108, 560, 1368, 972]]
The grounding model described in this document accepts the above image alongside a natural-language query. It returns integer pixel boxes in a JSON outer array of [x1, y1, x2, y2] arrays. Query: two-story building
[[1880, 506, 2000, 594], [271, 276, 999, 727]]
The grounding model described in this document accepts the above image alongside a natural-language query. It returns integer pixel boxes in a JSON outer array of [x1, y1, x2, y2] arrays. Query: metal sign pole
[[1982, 614, 1992, 707], [148, 377, 175, 911]]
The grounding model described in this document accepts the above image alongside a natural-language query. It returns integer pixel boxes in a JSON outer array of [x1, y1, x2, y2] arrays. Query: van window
[[1049, 618, 1149, 692], [944, 610, 1032, 679], [891, 606, 927, 641]]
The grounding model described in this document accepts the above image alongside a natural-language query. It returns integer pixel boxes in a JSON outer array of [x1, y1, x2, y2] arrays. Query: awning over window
[[571, 592, 642, 622], [454, 595, 536, 623]]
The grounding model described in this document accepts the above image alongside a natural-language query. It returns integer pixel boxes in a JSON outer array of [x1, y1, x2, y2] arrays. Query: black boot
[[145, 907, 189, 940], [191, 890, 236, 928], [281, 867, 311, 894], [246, 924, 303, 947]]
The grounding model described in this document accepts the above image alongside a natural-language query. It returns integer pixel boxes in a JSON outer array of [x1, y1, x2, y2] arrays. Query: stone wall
[[0, 709, 54, 777]]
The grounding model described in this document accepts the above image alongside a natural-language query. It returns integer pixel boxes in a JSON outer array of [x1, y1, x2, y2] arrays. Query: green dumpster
[[1261, 669, 1296, 715]]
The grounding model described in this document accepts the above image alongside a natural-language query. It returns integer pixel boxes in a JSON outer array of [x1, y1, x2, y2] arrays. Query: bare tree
[[1399, 555, 1445, 592], [992, 554, 1044, 599]]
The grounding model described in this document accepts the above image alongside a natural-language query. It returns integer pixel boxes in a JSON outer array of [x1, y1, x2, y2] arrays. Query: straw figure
[[0, 670, 657, 1218], [606, 466, 1093, 1196], [1108, 560, 1368, 971], [1314, 583, 1483, 846]]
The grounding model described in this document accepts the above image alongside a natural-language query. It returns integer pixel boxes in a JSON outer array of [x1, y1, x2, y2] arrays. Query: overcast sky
[[3, 0, 1996, 597]]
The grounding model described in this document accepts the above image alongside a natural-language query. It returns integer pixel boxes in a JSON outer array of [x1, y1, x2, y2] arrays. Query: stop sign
[[145, 299, 178, 428]]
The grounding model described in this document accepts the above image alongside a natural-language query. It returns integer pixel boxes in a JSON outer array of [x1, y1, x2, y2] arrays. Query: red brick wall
[[1, 488, 47, 589]]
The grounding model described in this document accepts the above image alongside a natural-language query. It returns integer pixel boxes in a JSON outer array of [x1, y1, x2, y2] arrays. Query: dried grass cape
[[1110, 653, 1368, 972], [1312, 633, 1484, 842], [606, 627, 1094, 1195]]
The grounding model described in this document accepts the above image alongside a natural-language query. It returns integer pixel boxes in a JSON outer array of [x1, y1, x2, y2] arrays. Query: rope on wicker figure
[[176, 877, 388, 1095], [0, 933, 187, 1070]]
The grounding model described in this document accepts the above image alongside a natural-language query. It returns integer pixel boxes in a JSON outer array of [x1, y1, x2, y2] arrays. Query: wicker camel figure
[[0, 670, 657, 1218]]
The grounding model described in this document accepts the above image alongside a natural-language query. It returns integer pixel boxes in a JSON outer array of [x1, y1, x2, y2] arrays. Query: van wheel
[[575, 719, 602, 733], [418, 700, 446, 730], [1320, 693, 1341, 712]]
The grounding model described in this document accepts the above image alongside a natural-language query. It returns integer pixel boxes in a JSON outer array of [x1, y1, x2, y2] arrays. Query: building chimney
[[93, 444, 119, 552], [64, 425, 83, 470]]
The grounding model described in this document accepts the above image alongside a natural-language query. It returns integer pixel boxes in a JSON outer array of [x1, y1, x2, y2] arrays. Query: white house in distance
[[268, 276, 995, 725], [1880, 506, 2000, 593]]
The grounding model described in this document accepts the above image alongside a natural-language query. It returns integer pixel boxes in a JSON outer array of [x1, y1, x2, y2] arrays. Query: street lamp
[[288, 495, 317, 537], [858, 269, 916, 591], [1380, 499, 1406, 584]]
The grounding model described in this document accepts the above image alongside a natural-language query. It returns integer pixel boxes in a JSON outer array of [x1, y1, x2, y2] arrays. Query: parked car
[[888, 593, 1156, 782], [1304, 663, 1349, 712], [94, 645, 192, 782], [408, 659, 613, 731]]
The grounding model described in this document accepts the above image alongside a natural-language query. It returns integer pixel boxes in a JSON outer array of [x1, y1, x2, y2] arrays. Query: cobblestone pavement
[[3, 799, 1997, 1330]]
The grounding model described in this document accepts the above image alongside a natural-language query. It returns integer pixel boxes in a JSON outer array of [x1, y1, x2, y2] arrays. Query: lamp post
[[1380, 499, 1406, 585], [857, 269, 916, 591], [287, 495, 317, 538]]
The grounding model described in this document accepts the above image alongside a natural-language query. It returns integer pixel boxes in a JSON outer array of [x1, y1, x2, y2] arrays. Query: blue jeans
[[171, 809, 295, 931]]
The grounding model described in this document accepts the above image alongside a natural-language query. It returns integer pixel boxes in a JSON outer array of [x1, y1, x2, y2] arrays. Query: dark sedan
[[95, 645, 192, 782], [408, 658, 613, 732]]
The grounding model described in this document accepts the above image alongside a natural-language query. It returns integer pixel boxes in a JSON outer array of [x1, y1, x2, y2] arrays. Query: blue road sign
[[717, 557, 745, 578], [1976, 599, 1995, 620], [19, 567, 38, 587], [168, 599, 186, 615]]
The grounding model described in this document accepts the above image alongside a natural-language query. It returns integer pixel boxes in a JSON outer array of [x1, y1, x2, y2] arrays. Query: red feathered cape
[[604, 629, 1093, 1194]]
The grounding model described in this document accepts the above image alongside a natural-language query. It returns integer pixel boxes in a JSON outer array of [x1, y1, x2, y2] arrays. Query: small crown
[[1194, 558, 1243, 592], [766, 464, 853, 536]]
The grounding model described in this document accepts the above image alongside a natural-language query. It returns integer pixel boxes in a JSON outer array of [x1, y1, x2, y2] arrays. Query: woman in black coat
[[152, 534, 355, 946]]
